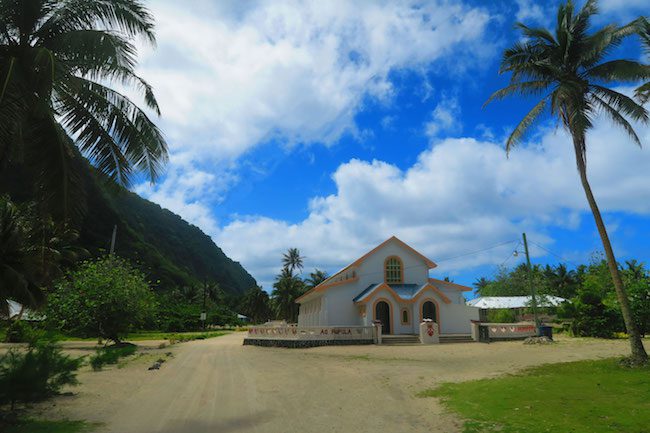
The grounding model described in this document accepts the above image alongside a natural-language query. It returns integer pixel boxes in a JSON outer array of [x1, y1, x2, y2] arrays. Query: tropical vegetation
[[0, 196, 85, 317], [46, 256, 157, 343], [476, 257, 650, 338], [0, 0, 168, 221], [486, 0, 649, 363], [0, 339, 81, 411]]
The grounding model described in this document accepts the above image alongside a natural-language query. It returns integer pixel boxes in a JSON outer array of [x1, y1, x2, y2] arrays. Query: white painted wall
[[438, 304, 480, 334], [355, 241, 429, 289]]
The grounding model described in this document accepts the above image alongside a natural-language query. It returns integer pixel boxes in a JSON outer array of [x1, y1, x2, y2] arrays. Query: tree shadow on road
[[151, 410, 275, 433]]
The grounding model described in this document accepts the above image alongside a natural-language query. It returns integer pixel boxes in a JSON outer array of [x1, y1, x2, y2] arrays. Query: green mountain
[[1, 164, 256, 295]]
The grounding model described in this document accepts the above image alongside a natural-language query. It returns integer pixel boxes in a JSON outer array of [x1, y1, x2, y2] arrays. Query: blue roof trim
[[353, 283, 428, 302], [352, 284, 380, 302]]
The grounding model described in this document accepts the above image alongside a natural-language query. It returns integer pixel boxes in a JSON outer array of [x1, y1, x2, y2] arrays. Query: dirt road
[[37, 333, 631, 433]]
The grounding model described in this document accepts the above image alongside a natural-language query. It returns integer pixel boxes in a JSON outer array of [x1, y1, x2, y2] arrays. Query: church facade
[[296, 236, 479, 335]]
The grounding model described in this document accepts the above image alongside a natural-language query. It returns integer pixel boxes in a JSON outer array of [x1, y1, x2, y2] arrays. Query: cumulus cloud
[[215, 119, 650, 289], [133, 0, 494, 220], [424, 96, 461, 138]]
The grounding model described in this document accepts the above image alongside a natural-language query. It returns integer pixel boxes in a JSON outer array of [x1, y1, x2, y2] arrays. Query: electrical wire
[[528, 240, 579, 268]]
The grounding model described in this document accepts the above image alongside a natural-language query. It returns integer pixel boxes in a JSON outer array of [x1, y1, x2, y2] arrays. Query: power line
[[499, 241, 522, 267], [528, 240, 579, 268], [436, 239, 519, 263]]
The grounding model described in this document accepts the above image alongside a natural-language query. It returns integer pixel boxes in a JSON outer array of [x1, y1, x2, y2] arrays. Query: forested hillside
[[1, 164, 256, 295]]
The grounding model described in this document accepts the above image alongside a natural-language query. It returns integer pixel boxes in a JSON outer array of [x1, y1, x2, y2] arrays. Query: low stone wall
[[243, 339, 375, 348], [244, 325, 377, 348], [472, 322, 537, 343]]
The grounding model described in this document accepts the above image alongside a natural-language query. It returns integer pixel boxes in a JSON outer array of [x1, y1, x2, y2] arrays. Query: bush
[[89, 344, 137, 371], [47, 256, 157, 343], [560, 289, 623, 338], [5, 322, 34, 344], [487, 309, 517, 323], [0, 341, 81, 410]]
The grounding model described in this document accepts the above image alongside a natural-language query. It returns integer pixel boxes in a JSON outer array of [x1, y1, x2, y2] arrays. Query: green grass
[[45, 330, 230, 342], [126, 330, 229, 341], [420, 358, 650, 433], [5, 419, 96, 433]]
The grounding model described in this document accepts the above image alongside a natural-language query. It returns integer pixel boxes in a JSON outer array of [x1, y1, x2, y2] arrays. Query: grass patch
[[119, 330, 229, 342], [4, 419, 96, 433], [420, 358, 650, 433]]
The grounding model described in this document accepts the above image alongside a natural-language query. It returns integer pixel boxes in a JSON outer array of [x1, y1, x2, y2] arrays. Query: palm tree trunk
[[573, 136, 648, 364]]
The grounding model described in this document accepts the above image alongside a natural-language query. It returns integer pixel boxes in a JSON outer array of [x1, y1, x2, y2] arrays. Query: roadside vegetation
[[476, 257, 650, 339], [4, 419, 95, 433], [421, 358, 650, 433]]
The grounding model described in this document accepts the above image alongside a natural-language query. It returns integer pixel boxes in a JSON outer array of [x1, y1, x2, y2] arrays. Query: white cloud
[[138, 0, 491, 161], [134, 0, 494, 236], [215, 119, 650, 289], [514, 0, 549, 24], [425, 96, 461, 138]]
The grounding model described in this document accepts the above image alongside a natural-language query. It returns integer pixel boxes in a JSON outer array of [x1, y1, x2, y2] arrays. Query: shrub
[[0, 341, 81, 410], [561, 289, 623, 338], [47, 256, 157, 343], [487, 309, 517, 323], [89, 344, 137, 371], [5, 322, 33, 343]]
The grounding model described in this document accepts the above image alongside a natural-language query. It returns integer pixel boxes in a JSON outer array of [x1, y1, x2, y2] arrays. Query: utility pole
[[522, 232, 540, 329], [109, 225, 117, 255], [201, 280, 208, 331]]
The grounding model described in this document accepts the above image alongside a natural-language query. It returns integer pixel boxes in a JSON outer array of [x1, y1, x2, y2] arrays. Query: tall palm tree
[[486, 0, 649, 363], [305, 269, 328, 289], [282, 248, 304, 274], [0, 0, 167, 221], [271, 267, 305, 322]]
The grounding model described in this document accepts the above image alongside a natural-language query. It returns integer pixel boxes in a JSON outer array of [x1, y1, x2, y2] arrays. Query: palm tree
[[635, 17, 649, 103], [473, 277, 490, 293], [486, 0, 648, 363], [0, 0, 167, 221], [271, 267, 305, 322], [282, 248, 304, 274], [240, 286, 271, 324], [0, 196, 84, 317], [305, 269, 328, 289]]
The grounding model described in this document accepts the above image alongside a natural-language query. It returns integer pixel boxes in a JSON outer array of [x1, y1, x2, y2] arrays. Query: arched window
[[401, 308, 410, 325], [384, 256, 403, 284]]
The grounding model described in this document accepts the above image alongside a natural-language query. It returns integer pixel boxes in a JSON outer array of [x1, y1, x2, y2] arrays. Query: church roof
[[352, 283, 420, 302], [296, 236, 437, 303], [352, 282, 452, 304]]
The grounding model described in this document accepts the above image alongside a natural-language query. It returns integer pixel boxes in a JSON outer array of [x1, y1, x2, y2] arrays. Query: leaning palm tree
[[486, 0, 649, 364], [282, 248, 304, 274], [0, 0, 167, 221]]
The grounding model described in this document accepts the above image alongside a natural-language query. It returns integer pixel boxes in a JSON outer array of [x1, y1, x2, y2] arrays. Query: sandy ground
[[29, 332, 633, 433]]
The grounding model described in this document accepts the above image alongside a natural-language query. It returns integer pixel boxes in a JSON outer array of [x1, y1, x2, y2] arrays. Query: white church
[[296, 236, 479, 335]]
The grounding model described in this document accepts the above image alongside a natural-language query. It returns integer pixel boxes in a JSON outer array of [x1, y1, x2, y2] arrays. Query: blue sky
[[130, 0, 650, 293]]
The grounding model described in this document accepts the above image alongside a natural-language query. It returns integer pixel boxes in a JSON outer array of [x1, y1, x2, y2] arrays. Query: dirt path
[[36, 333, 632, 433]]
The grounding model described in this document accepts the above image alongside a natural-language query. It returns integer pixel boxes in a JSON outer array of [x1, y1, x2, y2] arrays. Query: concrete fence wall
[[244, 325, 378, 347], [472, 322, 537, 342]]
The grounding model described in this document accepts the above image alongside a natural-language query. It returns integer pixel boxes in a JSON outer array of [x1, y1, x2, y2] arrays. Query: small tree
[[47, 256, 156, 343], [0, 340, 81, 411]]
